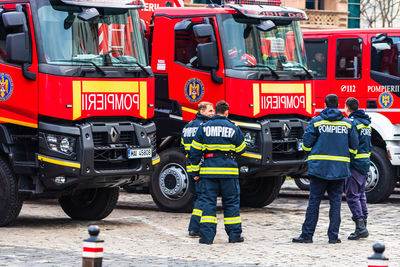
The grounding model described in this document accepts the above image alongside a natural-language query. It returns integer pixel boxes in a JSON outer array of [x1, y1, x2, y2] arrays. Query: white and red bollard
[[368, 243, 389, 267], [82, 225, 104, 267]]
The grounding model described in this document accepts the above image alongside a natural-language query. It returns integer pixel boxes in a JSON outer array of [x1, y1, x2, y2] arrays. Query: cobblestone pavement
[[0, 181, 399, 266]]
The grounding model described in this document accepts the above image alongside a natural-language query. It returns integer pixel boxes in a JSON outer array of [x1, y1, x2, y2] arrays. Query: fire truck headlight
[[242, 130, 257, 151], [45, 134, 76, 156]]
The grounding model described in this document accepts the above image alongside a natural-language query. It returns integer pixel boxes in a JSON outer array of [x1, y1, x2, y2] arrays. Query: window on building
[[306, 0, 324, 10], [335, 38, 362, 79], [371, 36, 400, 77], [305, 39, 328, 79], [348, 0, 360, 28]]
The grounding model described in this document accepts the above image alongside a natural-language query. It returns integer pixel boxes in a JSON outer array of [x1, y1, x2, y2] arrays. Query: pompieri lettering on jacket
[[261, 95, 305, 110], [182, 127, 198, 138], [81, 93, 139, 111], [203, 126, 235, 138], [360, 127, 372, 136], [318, 125, 348, 134]]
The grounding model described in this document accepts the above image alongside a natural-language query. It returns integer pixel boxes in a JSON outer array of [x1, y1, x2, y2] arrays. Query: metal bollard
[[368, 243, 389, 267], [82, 225, 104, 267]]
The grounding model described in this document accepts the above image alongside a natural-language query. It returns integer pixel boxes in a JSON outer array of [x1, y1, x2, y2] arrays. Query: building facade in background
[[188, 0, 354, 29]]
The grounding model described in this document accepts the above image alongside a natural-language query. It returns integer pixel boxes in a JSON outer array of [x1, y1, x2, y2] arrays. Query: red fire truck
[[0, 0, 158, 226], [137, 0, 313, 212], [303, 28, 400, 203]]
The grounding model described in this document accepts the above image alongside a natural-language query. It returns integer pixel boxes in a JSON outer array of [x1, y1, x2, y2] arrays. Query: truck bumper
[[37, 120, 158, 190], [234, 118, 308, 178]]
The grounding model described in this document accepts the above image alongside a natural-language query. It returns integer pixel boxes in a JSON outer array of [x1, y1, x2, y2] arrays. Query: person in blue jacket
[[293, 94, 359, 244], [180, 101, 214, 237], [190, 100, 246, 245], [344, 97, 371, 240]]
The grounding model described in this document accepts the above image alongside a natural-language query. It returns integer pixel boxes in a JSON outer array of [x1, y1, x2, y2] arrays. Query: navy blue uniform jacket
[[349, 110, 372, 175], [180, 113, 209, 174], [190, 115, 246, 179], [302, 108, 359, 180]]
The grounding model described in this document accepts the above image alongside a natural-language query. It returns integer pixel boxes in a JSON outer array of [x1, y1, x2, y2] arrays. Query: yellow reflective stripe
[[235, 141, 246, 153], [191, 140, 203, 150], [349, 148, 358, 155], [302, 144, 312, 151], [308, 155, 350, 162], [181, 138, 184, 145], [37, 155, 81, 168], [314, 120, 352, 128], [354, 153, 371, 159], [204, 144, 236, 151], [152, 155, 160, 165], [200, 167, 239, 175], [186, 165, 192, 172], [191, 164, 200, 171], [192, 209, 202, 217], [242, 152, 262, 159], [356, 124, 371, 130], [224, 216, 242, 224], [200, 216, 218, 224]]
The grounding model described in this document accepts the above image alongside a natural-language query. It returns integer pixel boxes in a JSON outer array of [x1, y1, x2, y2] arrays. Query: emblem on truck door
[[0, 73, 13, 101], [184, 78, 204, 103], [379, 91, 393, 109]]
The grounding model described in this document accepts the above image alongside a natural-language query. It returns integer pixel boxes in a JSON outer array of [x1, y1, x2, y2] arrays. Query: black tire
[[59, 187, 119, 220], [0, 156, 23, 226], [365, 146, 397, 203], [240, 177, 282, 208], [149, 149, 194, 212], [294, 177, 310, 191]]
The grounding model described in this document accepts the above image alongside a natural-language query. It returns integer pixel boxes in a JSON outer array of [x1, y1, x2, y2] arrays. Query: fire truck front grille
[[91, 124, 140, 171], [270, 126, 303, 140]]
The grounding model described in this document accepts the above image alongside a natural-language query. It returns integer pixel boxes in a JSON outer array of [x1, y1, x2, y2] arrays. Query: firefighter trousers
[[199, 178, 242, 242], [188, 177, 204, 233]]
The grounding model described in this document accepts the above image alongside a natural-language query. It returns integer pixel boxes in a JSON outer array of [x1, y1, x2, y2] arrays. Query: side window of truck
[[304, 39, 328, 79], [371, 36, 400, 78], [174, 20, 214, 70], [0, 16, 7, 62], [335, 38, 362, 79]]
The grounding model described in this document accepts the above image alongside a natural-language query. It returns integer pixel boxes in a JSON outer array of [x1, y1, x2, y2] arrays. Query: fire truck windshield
[[221, 14, 306, 72], [36, 0, 147, 68]]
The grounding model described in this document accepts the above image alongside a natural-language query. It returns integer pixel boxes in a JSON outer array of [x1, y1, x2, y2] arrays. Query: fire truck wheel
[[59, 187, 119, 220], [294, 177, 310, 191], [365, 146, 396, 203], [0, 156, 23, 226], [149, 149, 194, 213], [240, 177, 282, 208]]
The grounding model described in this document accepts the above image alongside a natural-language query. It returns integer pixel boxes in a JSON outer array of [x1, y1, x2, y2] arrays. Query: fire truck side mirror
[[193, 24, 213, 39], [197, 42, 218, 69], [2, 11, 30, 63]]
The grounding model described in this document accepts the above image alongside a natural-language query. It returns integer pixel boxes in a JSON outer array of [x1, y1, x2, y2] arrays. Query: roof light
[[223, 0, 281, 6]]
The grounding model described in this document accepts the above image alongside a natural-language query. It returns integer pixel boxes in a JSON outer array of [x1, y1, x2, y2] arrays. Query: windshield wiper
[[52, 59, 106, 76], [233, 64, 280, 79], [283, 62, 313, 79], [124, 61, 152, 76]]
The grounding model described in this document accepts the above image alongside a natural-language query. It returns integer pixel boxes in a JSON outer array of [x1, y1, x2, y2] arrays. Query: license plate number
[[127, 148, 152, 159], [297, 142, 303, 151]]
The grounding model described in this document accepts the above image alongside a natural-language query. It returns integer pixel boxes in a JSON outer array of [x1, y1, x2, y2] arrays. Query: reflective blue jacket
[[190, 115, 246, 179], [180, 113, 209, 174], [302, 108, 359, 180], [349, 110, 372, 175]]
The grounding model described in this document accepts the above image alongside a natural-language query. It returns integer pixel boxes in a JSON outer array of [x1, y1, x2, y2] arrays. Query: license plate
[[297, 141, 303, 151], [127, 148, 152, 159]]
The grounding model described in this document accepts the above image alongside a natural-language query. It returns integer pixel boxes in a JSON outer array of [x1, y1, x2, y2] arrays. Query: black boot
[[348, 218, 369, 240]]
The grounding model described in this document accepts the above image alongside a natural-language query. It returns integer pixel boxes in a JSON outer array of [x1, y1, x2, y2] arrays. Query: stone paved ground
[[0, 181, 398, 266]]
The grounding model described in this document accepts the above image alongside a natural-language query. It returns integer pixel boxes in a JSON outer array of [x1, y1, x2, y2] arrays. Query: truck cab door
[[168, 17, 224, 121], [0, 5, 38, 128]]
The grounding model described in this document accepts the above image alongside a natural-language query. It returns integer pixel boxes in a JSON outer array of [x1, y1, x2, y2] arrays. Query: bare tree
[[361, 0, 400, 27]]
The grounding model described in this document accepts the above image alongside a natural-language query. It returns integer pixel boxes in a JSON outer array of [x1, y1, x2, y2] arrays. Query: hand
[[193, 176, 199, 181]]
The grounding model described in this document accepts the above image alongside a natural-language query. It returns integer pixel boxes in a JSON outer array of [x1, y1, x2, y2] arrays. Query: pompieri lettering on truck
[[252, 82, 312, 116], [72, 80, 149, 119]]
